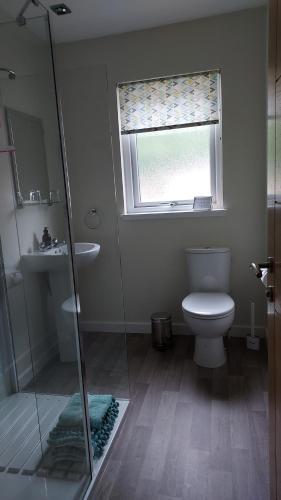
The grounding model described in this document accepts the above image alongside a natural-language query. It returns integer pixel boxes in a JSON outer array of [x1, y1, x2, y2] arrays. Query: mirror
[[6, 107, 50, 205]]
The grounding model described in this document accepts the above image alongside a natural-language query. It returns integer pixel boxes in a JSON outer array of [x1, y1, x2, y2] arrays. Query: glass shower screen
[[0, 10, 92, 500]]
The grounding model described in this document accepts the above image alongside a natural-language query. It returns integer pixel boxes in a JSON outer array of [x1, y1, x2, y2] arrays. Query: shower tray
[[0, 392, 129, 484], [0, 393, 70, 477]]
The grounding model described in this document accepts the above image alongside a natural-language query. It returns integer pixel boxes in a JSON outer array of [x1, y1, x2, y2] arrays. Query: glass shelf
[[18, 200, 62, 208], [0, 145, 16, 153]]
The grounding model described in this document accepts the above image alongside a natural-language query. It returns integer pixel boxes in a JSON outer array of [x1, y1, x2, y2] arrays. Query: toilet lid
[[182, 292, 235, 319]]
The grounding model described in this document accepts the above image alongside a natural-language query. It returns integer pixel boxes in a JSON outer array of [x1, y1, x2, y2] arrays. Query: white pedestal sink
[[22, 242, 100, 362], [22, 242, 100, 272]]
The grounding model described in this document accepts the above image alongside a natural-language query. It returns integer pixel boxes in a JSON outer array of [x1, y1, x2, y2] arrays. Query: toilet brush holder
[[246, 302, 260, 351], [246, 335, 260, 351]]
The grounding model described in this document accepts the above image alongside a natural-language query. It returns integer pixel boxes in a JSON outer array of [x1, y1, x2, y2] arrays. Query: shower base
[[0, 392, 128, 482], [0, 392, 70, 476], [92, 398, 129, 482]]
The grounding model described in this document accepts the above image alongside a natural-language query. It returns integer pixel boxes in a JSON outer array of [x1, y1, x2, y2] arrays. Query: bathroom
[[0, 0, 275, 499]]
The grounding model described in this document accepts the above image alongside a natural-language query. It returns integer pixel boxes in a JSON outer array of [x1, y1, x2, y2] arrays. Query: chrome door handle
[[249, 257, 274, 279], [250, 262, 263, 278]]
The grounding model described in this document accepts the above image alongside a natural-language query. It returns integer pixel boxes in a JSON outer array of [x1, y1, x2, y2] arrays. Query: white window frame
[[121, 123, 223, 215]]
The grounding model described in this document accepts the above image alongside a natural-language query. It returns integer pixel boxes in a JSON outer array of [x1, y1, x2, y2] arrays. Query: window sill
[[120, 208, 227, 220]]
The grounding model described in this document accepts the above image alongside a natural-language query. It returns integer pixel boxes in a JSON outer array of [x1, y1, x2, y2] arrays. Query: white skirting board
[[80, 320, 266, 338]]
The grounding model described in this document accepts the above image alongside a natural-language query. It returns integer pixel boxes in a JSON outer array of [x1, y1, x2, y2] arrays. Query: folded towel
[[47, 395, 119, 460], [48, 445, 86, 464], [56, 393, 113, 431]]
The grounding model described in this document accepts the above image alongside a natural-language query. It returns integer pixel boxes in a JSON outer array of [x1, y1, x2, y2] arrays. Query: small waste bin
[[151, 312, 173, 350]]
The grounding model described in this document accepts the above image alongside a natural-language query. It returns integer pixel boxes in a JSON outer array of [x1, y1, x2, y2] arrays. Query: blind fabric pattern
[[118, 71, 220, 135]]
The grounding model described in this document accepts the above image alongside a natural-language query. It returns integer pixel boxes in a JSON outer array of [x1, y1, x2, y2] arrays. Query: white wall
[[56, 7, 267, 335]]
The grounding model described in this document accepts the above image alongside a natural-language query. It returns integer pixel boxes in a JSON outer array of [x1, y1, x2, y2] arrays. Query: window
[[118, 71, 222, 215]]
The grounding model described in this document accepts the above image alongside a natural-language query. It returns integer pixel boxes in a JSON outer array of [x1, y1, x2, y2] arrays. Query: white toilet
[[182, 248, 235, 368]]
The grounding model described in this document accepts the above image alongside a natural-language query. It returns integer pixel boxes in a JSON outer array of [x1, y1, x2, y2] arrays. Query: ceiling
[[0, 0, 267, 44]]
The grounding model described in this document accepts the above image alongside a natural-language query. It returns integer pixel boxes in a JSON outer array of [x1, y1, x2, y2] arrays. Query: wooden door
[[269, 0, 281, 498]]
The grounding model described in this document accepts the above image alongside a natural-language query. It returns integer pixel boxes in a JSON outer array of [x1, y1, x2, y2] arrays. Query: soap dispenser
[[42, 227, 52, 248]]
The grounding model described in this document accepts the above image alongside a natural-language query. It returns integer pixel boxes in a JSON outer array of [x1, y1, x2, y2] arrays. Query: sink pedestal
[[49, 271, 78, 363], [22, 242, 100, 363]]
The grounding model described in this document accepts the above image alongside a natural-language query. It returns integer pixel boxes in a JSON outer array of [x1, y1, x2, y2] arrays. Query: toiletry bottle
[[42, 227, 52, 247]]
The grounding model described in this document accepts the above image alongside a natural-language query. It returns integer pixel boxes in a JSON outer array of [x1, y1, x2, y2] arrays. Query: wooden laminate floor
[[24, 332, 129, 399], [91, 335, 269, 500]]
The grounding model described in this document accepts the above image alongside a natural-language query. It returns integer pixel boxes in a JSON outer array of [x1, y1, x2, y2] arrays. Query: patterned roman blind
[[118, 70, 220, 134]]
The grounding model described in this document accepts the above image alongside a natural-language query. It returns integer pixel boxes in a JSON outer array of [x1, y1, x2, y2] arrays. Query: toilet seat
[[182, 292, 235, 320]]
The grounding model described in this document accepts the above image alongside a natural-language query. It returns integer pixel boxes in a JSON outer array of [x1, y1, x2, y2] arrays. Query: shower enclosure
[[0, 2, 129, 499]]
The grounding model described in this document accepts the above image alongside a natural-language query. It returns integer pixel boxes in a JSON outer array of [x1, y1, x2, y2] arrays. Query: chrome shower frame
[[0, 68, 16, 79], [0, 7, 95, 489], [0, 7, 94, 494], [16, 0, 40, 26]]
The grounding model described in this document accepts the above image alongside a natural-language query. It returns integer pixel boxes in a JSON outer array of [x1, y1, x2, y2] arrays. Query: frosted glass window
[[118, 70, 222, 214], [136, 126, 211, 203]]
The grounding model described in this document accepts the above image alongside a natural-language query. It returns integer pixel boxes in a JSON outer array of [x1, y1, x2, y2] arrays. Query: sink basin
[[22, 242, 100, 272], [74, 242, 100, 268]]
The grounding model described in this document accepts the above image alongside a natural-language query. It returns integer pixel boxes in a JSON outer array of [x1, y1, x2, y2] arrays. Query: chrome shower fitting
[[50, 4, 72, 16], [0, 68, 16, 80], [16, 0, 40, 27]]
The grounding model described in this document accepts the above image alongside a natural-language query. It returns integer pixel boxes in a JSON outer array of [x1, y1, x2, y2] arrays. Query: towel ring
[[84, 208, 101, 229]]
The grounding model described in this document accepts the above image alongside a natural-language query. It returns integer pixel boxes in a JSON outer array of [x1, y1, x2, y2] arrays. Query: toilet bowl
[[182, 248, 235, 368]]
